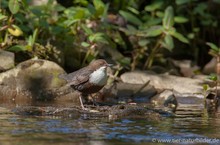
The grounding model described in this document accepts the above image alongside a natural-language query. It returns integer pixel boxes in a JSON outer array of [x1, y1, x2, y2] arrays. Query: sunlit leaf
[[119, 10, 142, 26], [93, 0, 105, 17], [203, 84, 209, 91], [8, 25, 23, 36], [170, 31, 189, 43], [163, 6, 174, 30], [8, 0, 20, 14], [0, 13, 7, 21], [206, 42, 219, 52]]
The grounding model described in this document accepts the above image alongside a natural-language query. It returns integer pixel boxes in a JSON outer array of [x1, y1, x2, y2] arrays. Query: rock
[[13, 104, 164, 120], [0, 50, 14, 72], [171, 59, 200, 77], [0, 107, 13, 114], [0, 59, 79, 105], [120, 71, 204, 94], [203, 57, 216, 74], [98, 82, 157, 104], [151, 90, 177, 112], [175, 93, 206, 117], [120, 71, 220, 114]]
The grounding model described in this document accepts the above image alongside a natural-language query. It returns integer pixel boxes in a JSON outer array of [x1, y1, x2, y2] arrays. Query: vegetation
[[1, 0, 220, 72]]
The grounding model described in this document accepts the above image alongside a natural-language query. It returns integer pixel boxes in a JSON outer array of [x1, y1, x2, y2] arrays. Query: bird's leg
[[79, 94, 85, 110], [89, 94, 98, 106]]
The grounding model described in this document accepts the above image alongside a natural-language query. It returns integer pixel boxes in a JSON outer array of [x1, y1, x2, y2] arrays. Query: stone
[[120, 71, 204, 94], [203, 58, 216, 74], [98, 82, 157, 104], [0, 50, 14, 72], [151, 90, 177, 112], [174, 93, 206, 117], [0, 59, 79, 105]]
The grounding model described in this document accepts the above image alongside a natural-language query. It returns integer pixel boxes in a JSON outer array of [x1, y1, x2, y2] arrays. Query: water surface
[[0, 110, 219, 145]]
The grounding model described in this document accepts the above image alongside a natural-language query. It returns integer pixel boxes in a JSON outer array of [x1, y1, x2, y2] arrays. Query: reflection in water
[[0, 112, 220, 145]]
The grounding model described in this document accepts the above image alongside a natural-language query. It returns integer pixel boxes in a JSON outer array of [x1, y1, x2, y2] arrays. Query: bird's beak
[[107, 63, 113, 67]]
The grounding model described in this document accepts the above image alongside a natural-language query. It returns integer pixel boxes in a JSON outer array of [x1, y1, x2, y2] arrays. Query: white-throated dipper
[[59, 59, 112, 109]]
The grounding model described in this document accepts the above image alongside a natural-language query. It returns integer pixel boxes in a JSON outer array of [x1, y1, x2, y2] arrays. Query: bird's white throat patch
[[89, 66, 107, 86]]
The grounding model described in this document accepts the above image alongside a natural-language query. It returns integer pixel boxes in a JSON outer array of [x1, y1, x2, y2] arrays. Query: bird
[[59, 59, 112, 110]]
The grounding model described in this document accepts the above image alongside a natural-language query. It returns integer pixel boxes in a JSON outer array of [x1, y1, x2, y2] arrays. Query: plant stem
[[143, 36, 163, 69]]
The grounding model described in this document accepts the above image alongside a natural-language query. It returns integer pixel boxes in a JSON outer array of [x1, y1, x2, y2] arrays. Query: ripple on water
[[0, 112, 220, 144]]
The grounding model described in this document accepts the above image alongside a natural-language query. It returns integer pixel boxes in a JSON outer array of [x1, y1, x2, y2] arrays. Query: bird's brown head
[[88, 59, 111, 70]]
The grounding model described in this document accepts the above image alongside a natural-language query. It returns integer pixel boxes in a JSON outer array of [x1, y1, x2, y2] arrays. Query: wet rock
[[175, 93, 206, 117], [0, 50, 14, 72], [121, 71, 219, 114], [0, 107, 13, 114], [13, 104, 165, 120], [0, 59, 78, 104], [151, 90, 177, 112], [120, 71, 204, 94]]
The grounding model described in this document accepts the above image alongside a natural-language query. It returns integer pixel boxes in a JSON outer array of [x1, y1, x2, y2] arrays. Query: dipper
[[60, 59, 112, 109]]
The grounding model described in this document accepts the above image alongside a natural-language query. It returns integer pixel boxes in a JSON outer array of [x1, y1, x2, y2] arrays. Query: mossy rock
[[0, 59, 67, 101]]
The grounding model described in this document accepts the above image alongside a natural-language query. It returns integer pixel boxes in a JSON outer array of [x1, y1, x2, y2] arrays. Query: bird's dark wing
[[59, 67, 93, 86]]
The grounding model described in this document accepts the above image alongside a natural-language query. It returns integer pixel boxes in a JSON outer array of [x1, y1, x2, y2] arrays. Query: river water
[[0, 108, 220, 145]]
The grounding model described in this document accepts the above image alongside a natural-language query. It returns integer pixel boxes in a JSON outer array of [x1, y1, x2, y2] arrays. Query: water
[[0, 111, 220, 145]]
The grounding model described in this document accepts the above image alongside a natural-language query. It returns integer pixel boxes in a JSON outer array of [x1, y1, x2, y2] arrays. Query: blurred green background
[[1, 0, 220, 73]]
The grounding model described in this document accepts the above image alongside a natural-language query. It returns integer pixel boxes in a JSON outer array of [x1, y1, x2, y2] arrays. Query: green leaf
[[73, 8, 86, 19], [137, 26, 163, 37], [145, 1, 163, 12], [138, 39, 149, 47], [0, 13, 7, 21], [163, 6, 174, 30], [119, 10, 142, 26], [8, 0, 20, 14], [81, 42, 90, 47], [176, 0, 191, 5], [164, 34, 174, 51], [27, 29, 38, 47], [93, 0, 105, 17], [7, 45, 27, 52], [187, 33, 195, 39], [174, 16, 188, 23], [208, 74, 218, 81], [81, 24, 93, 35], [203, 84, 209, 91], [206, 42, 219, 52], [89, 33, 109, 44], [171, 31, 189, 43]]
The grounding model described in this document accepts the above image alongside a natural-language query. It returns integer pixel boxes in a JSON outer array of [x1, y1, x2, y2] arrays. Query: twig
[[131, 80, 150, 97]]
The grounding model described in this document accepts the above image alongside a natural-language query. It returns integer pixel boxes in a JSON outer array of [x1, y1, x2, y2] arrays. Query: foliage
[[0, 0, 220, 71]]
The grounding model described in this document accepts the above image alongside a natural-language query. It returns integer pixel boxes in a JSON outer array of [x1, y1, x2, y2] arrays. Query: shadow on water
[[0, 109, 220, 145]]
